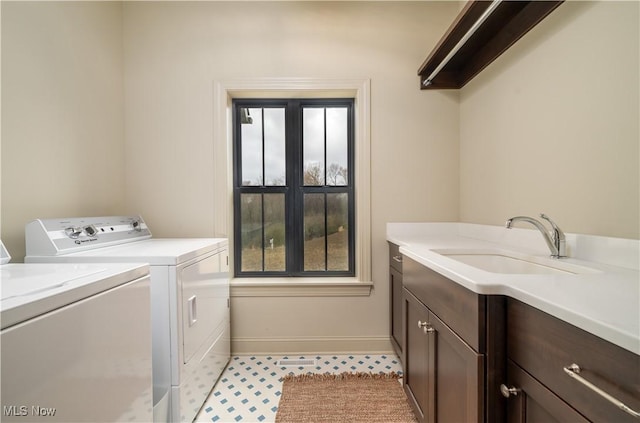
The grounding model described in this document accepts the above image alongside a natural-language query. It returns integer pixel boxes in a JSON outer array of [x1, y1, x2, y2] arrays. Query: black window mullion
[[287, 100, 301, 274], [261, 108, 265, 186], [260, 109, 265, 271], [324, 192, 328, 271], [260, 193, 264, 272], [323, 107, 328, 271], [323, 107, 327, 186]]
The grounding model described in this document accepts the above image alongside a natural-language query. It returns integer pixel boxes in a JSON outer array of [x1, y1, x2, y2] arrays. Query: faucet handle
[[539, 213, 561, 235], [540, 213, 567, 258]]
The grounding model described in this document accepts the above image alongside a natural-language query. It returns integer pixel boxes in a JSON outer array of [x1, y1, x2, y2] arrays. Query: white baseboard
[[231, 335, 394, 355]]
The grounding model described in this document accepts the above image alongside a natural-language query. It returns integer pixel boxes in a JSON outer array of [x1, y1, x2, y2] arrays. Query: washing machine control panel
[[26, 216, 152, 256]]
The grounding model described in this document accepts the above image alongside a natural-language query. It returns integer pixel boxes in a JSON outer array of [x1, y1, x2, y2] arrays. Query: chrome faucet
[[505, 213, 566, 258]]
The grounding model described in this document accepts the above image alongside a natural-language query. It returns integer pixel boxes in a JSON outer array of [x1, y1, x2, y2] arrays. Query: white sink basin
[[432, 249, 600, 275]]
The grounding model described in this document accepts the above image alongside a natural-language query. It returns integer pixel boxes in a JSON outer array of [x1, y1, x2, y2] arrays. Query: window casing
[[233, 99, 355, 277]]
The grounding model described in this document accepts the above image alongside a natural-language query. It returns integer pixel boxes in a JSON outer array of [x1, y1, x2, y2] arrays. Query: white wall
[[459, 1, 639, 239], [122, 1, 460, 353], [1, 1, 126, 260]]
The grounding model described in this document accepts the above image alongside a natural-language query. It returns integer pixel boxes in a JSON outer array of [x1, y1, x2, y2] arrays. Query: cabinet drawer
[[404, 257, 484, 352], [506, 360, 589, 423], [389, 242, 403, 273], [507, 298, 640, 423]]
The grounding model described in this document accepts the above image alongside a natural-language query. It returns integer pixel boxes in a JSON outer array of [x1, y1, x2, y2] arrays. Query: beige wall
[[1, 1, 126, 260], [459, 1, 639, 239], [5, 0, 635, 355], [122, 1, 460, 352], [122, 1, 460, 236]]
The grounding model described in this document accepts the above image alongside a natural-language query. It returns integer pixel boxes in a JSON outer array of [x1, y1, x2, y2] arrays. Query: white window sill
[[230, 277, 373, 297]]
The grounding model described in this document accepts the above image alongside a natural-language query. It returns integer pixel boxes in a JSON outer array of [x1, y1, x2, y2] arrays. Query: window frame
[[232, 98, 355, 278], [212, 78, 372, 297]]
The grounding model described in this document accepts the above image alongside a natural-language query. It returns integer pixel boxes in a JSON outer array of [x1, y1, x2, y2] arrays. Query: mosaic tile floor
[[194, 354, 403, 423]]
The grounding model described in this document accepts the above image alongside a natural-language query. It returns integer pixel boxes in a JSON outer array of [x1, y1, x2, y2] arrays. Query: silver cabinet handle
[[392, 255, 403, 263], [564, 364, 640, 418], [500, 384, 521, 398], [417, 320, 435, 334]]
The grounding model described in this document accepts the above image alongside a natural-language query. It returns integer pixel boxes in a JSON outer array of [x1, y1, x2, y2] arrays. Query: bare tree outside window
[[327, 163, 348, 186]]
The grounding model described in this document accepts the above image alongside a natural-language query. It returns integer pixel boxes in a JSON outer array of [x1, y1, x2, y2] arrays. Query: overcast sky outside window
[[241, 107, 348, 186]]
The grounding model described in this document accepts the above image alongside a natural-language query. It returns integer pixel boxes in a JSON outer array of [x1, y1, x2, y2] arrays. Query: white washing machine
[[1, 241, 153, 422], [25, 216, 230, 423]]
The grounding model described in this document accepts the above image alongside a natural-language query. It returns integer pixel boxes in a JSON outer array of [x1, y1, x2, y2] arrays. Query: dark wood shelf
[[418, 0, 564, 90]]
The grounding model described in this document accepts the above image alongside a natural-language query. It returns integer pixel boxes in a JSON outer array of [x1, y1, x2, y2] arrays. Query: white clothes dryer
[[24, 217, 230, 423], [1, 241, 153, 422]]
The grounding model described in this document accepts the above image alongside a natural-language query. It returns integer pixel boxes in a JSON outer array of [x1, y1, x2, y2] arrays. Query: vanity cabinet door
[[504, 360, 589, 423], [404, 289, 432, 423], [403, 288, 484, 423], [390, 266, 403, 356], [389, 242, 404, 358], [431, 313, 484, 423]]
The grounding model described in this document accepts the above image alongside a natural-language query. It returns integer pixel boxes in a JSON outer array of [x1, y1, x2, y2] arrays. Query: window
[[233, 99, 354, 277]]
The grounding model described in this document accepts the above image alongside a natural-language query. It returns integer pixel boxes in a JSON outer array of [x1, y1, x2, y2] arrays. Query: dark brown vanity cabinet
[[402, 257, 493, 423], [504, 299, 640, 423], [394, 249, 639, 423], [388, 242, 404, 358]]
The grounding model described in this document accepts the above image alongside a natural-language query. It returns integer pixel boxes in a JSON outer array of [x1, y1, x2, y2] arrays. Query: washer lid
[[1, 263, 149, 329]]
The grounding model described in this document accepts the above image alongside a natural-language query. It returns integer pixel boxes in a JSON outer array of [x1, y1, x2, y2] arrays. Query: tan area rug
[[275, 372, 417, 423]]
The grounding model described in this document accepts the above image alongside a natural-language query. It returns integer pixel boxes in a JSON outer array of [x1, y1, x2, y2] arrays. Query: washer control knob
[[64, 227, 83, 239], [83, 224, 98, 237], [131, 219, 142, 232]]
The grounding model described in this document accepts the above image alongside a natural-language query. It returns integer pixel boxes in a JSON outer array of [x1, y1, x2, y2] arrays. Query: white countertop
[[387, 222, 640, 355]]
